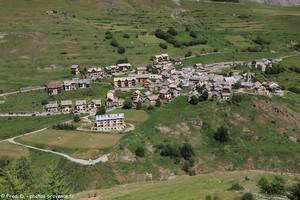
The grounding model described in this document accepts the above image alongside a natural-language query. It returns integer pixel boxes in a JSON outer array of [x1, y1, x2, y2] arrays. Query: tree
[[214, 127, 229, 143], [96, 106, 106, 115], [288, 181, 300, 200], [117, 46, 125, 54], [123, 33, 130, 38], [0, 167, 26, 195], [185, 51, 192, 57], [123, 101, 132, 109], [241, 192, 254, 200], [155, 99, 162, 107], [189, 31, 197, 38], [135, 147, 145, 157], [257, 176, 285, 195], [136, 101, 142, 110], [73, 115, 80, 123], [228, 183, 244, 191], [45, 168, 72, 198], [14, 158, 34, 189], [189, 95, 199, 105], [179, 143, 194, 160], [199, 90, 209, 101], [41, 99, 49, 106], [167, 27, 178, 36], [231, 94, 243, 105], [159, 43, 168, 49]]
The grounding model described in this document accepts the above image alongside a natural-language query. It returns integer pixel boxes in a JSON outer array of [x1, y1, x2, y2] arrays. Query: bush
[[52, 123, 76, 130], [185, 51, 192, 57], [179, 143, 194, 160], [288, 181, 300, 200], [105, 31, 112, 40], [258, 176, 285, 195], [73, 115, 80, 123], [159, 43, 168, 49], [288, 87, 300, 94], [199, 90, 209, 102], [96, 106, 106, 115], [289, 66, 300, 74], [123, 33, 130, 38], [228, 183, 244, 191], [214, 127, 229, 143], [265, 64, 285, 75], [189, 95, 199, 105], [253, 36, 271, 45], [117, 46, 125, 54], [147, 105, 154, 110], [117, 58, 129, 64], [136, 101, 142, 110], [123, 101, 132, 109], [167, 27, 178, 36], [160, 144, 180, 158], [110, 39, 119, 47], [135, 147, 145, 157], [41, 99, 49, 106], [189, 31, 197, 38], [241, 192, 254, 200]]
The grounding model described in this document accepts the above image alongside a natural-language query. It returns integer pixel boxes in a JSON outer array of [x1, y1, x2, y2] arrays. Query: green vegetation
[[0, 0, 300, 92], [0, 115, 72, 140], [16, 129, 123, 159], [75, 171, 300, 200]]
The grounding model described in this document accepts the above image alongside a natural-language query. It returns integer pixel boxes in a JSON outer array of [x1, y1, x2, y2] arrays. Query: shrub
[[160, 144, 180, 158], [241, 192, 254, 200], [73, 115, 80, 123], [214, 127, 229, 143], [288, 87, 300, 94], [167, 27, 178, 36], [117, 46, 125, 54], [96, 106, 106, 115], [110, 39, 119, 47], [265, 64, 285, 75], [228, 183, 244, 191], [189, 95, 199, 105], [289, 66, 300, 74], [253, 36, 271, 45], [136, 101, 142, 110], [258, 176, 285, 195], [189, 31, 197, 38], [288, 181, 300, 200], [105, 31, 112, 40], [135, 147, 145, 157], [147, 105, 154, 110], [123, 33, 130, 38], [41, 99, 49, 106], [117, 58, 129, 64], [52, 123, 76, 130], [199, 90, 209, 102], [159, 43, 168, 49], [179, 143, 194, 160], [185, 51, 192, 57], [123, 101, 132, 109], [155, 99, 162, 107]]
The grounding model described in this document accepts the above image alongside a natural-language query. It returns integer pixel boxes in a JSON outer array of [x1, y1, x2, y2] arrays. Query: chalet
[[45, 81, 63, 95], [78, 79, 91, 88], [71, 64, 80, 75], [114, 77, 137, 89], [75, 100, 87, 113], [87, 67, 104, 80], [45, 101, 59, 112], [117, 63, 131, 71], [132, 90, 141, 103], [63, 80, 77, 91], [159, 88, 172, 102], [153, 54, 170, 64], [60, 100, 73, 113], [93, 113, 125, 132], [106, 90, 124, 108], [147, 94, 159, 105], [89, 99, 102, 110], [136, 67, 147, 74]]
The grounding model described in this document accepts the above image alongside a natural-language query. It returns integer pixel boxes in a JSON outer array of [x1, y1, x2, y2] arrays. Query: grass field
[[0, 141, 30, 158], [0, 114, 72, 140], [16, 129, 123, 159], [0, 0, 299, 92], [76, 170, 300, 200]]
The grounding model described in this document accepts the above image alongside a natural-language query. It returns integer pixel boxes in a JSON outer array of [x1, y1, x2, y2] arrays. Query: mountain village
[[39, 53, 285, 132]]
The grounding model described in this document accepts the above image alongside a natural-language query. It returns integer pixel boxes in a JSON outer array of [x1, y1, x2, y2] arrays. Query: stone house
[[45, 101, 59, 112], [60, 100, 73, 113], [45, 81, 63, 95], [71, 64, 80, 75], [89, 99, 102, 110], [75, 100, 87, 113], [114, 77, 137, 89], [78, 79, 91, 89], [63, 80, 77, 91], [87, 67, 104, 80]]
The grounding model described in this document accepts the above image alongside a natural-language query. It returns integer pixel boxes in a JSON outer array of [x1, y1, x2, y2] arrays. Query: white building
[[93, 113, 125, 132]]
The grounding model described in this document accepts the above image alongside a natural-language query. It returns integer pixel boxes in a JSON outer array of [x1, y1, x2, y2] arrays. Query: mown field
[[76, 170, 300, 200], [0, 0, 300, 92], [0, 114, 72, 140], [16, 129, 123, 159]]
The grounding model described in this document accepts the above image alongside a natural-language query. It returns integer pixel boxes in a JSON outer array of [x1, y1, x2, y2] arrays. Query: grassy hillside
[[0, 0, 300, 91], [76, 170, 300, 200]]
